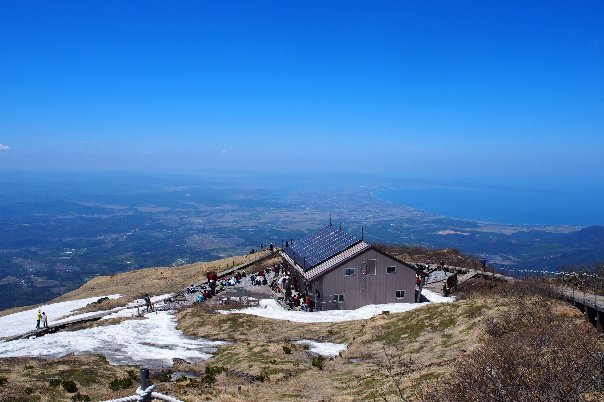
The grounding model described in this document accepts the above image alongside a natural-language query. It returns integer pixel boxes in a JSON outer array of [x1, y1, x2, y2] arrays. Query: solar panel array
[[284, 225, 361, 271]]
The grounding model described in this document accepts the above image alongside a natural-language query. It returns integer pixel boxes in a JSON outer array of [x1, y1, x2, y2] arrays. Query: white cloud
[[0, 144, 10, 151]]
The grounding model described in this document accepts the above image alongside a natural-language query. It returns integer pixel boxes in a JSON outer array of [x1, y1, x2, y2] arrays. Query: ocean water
[[373, 184, 604, 226]]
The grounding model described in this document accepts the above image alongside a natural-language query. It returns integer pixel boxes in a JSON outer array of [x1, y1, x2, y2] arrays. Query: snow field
[[294, 340, 347, 358], [220, 289, 454, 323], [0, 294, 122, 338], [0, 310, 225, 368], [0, 288, 454, 367]]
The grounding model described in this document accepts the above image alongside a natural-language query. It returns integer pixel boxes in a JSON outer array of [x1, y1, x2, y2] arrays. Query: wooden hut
[[281, 225, 423, 311]]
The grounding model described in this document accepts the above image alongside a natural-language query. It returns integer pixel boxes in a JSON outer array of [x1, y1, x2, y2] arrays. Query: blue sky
[[1, 1, 603, 184]]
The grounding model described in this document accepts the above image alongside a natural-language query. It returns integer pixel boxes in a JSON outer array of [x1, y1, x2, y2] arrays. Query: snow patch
[[294, 340, 347, 357], [0, 295, 122, 338], [220, 290, 454, 323], [0, 311, 225, 368]]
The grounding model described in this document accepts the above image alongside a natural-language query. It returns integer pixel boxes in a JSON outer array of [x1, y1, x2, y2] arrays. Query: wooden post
[[140, 368, 152, 402]]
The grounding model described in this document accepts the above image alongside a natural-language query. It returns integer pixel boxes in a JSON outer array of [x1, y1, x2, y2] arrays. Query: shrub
[[126, 369, 138, 381], [202, 365, 228, 385], [419, 312, 604, 401], [456, 278, 556, 301], [259, 369, 270, 382], [109, 377, 133, 391], [312, 356, 325, 370], [71, 393, 91, 401], [155, 370, 173, 382], [49, 378, 61, 387], [0, 377, 7, 386], [61, 379, 78, 393], [282, 344, 292, 354]]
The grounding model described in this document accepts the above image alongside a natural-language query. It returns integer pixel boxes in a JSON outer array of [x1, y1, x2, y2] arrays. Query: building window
[[366, 259, 376, 275], [387, 266, 396, 274], [333, 294, 344, 303], [344, 268, 355, 276], [396, 290, 406, 299]]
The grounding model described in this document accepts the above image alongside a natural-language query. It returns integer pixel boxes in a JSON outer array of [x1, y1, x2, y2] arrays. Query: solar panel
[[284, 225, 361, 271]]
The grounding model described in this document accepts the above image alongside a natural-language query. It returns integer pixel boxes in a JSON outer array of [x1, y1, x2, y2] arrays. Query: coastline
[[370, 185, 584, 233]]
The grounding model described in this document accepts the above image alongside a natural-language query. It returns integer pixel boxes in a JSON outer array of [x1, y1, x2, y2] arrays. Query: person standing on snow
[[42, 312, 48, 328], [36, 310, 42, 330]]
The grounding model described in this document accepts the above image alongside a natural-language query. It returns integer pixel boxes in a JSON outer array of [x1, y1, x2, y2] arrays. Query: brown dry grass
[[54, 251, 270, 304], [0, 252, 271, 320], [0, 262, 598, 401], [0, 290, 591, 401]]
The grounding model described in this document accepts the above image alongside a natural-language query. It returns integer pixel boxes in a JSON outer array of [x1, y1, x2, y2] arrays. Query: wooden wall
[[313, 248, 417, 310]]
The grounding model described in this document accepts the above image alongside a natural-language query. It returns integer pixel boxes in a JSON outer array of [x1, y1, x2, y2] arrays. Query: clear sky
[[1, 1, 603, 185]]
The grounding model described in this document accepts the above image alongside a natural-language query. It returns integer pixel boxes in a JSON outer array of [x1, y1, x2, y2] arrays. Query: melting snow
[[0, 288, 454, 368], [221, 289, 454, 323], [294, 340, 347, 357], [0, 311, 225, 368], [0, 295, 122, 338]]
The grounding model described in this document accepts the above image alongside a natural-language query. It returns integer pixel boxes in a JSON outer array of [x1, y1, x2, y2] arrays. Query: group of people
[[193, 270, 247, 303], [268, 264, 316, 312], [249, 269, 268, 286], [35, 310, 48, 330]]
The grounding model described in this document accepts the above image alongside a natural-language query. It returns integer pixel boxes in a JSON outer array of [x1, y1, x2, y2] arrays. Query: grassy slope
[[0, 253, 597, 401], [0, 251, 270, 319]]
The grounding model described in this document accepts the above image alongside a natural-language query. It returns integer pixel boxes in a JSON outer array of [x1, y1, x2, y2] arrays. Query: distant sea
[[373, 184, 604, 226]]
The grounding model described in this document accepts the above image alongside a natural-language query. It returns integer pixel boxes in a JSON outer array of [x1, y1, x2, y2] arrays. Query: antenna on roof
[[329, 214, 332, 227], [361, 226, 364, 240]]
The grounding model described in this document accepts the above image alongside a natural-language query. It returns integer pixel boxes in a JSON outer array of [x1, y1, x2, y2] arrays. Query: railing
[[103, 368, 182, 402]]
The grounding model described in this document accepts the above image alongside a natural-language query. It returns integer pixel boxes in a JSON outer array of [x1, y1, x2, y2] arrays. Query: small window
[[396, 290, 405, 299], [344, 268, 355, 276], [333, 294, 344, 303], [387, 266, 396, 274], [366, 259, 376, 275]]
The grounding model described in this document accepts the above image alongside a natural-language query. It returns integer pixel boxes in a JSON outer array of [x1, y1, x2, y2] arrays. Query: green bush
[[282, 344, 292, 354], [49, 378, 61, 387], [259, 369, 270, 382], [0, 377, 7, 386], [109, 377, 133, 391], [126, 369, 138, 381], [71, 393, 91, 401], [61, 379, 78, 393], [312, 356, 325, 370], [155, 370, 173, 382], [202, 365, 228, 385]]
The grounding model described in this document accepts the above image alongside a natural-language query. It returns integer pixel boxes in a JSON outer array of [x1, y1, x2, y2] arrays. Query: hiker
[[42, 312, 48, 328], [144, 294, 153, 312], [36, 310, 42, 330], [197, 293, 204, 303]]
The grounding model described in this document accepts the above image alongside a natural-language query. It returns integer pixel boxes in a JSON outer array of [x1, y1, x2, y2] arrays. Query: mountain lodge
[[281, 225, 423, 311]]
